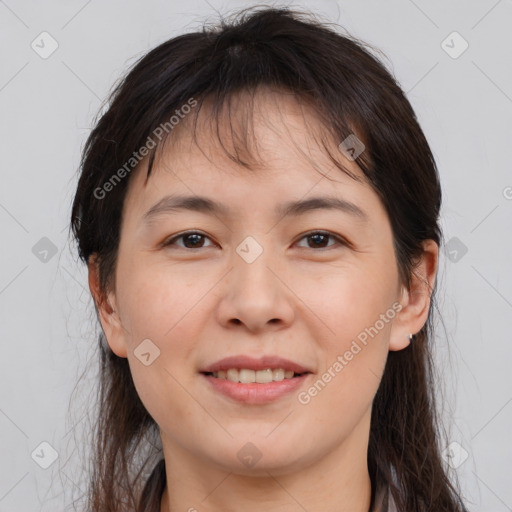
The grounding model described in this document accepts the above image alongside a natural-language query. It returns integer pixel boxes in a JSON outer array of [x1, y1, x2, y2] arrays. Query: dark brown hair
[[69, 5, 467, 511]]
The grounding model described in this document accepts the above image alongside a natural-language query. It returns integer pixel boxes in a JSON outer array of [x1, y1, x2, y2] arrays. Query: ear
[[389, 239, 439, 351], [88, 254, 128, 358]]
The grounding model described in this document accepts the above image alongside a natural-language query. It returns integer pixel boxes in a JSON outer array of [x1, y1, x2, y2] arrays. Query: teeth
[[273, 369, 285, 381], [211, 368, 300, 383], [256, 369, 273, 383], [227, 369, 239, 382], [239, 369, 255, 383]]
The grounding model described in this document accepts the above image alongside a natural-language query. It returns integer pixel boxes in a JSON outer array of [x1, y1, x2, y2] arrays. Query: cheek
[[117, 260, 205, 343], [300, 309, 390, 434], [114, 265, 205, 409], [300, 257, 398, 343], [127, 355, 201, 442], [118, 270, 203, 428], [298, 261, 396, 402]]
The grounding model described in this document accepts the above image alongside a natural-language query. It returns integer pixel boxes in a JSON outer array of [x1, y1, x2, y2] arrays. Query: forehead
[[123, 88, 372, 219], [177, 87, 365, 172]]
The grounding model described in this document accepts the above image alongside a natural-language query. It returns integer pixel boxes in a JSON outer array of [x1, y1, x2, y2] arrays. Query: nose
[[215, 245, 295, 333]]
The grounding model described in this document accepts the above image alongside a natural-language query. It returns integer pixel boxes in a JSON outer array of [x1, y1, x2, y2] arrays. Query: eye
[[295, 231, 346, 250], [162, 230, 347, 251], [162, 231, 215, 249]]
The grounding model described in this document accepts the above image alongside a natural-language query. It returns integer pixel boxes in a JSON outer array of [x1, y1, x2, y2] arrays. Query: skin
[[88, 88, 438, 512]]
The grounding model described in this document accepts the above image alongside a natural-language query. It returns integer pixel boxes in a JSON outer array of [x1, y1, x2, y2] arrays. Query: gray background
[[1, 0, 511, 510]]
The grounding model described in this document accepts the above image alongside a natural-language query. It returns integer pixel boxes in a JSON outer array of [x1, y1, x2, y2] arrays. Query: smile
[[201, 371, 311, 404], [206, 368, 304, 383]]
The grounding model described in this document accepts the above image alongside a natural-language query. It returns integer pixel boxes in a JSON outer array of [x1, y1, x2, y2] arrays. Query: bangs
[[144, 84, 369, 186]]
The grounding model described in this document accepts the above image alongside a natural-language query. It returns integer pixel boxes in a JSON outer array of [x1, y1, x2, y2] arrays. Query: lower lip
[[201, 373, 310, 404]]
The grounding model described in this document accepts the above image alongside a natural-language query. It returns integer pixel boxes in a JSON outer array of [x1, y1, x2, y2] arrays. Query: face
[[93, 89, 428, 477]]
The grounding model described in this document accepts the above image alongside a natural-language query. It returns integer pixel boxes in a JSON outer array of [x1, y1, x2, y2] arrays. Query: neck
[[160, 410, 373, 512], [161, 469, 371, 512]]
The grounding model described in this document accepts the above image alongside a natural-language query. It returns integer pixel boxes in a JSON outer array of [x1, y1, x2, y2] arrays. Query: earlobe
[[87, 254, 128, 358], [389, 240, 438, 352]]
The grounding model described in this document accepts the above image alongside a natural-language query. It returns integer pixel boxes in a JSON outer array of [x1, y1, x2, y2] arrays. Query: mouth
[[200, 369, 312, 404], [202, 368, 309, 383], [199, 355, 313, 404]]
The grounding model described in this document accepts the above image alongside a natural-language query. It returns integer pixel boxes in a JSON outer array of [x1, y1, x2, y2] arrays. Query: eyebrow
[[142, 194, 368, 224]]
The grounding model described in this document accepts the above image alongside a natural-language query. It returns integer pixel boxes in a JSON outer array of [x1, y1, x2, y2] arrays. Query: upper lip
[[200, 355, 313, 374]]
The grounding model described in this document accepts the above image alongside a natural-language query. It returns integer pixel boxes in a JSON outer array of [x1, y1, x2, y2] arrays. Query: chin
[[208, 444, 312, 476]]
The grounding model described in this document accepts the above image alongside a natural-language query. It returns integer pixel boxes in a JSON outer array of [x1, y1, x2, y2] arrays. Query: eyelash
[[162, 230, 348, 251]]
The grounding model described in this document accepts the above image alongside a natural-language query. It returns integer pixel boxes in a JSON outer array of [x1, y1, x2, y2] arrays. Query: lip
[[202, 373, 311, 404], [199, 355, 313, 374]]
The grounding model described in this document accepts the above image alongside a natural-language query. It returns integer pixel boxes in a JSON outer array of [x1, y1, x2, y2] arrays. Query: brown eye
[[296, 231, 345, 250], [162, 230, 346, 251], [163, 231, 214, 249]]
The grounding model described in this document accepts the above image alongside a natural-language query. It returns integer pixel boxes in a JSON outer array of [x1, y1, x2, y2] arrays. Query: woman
[[70, 6, 468, 512]]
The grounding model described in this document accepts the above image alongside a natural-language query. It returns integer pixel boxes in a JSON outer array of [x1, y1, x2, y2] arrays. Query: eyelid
[[162, 229, 350, 251], [294, 230, 349, 249], [161, 230, 216, 249]]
